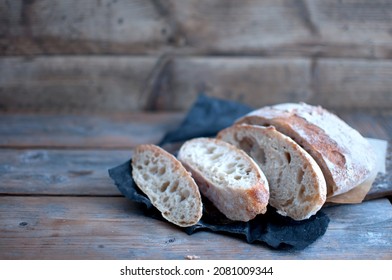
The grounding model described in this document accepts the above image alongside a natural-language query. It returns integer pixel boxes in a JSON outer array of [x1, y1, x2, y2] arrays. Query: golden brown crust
[[246, 187, 269, 215], [236, 103, 376, 197]]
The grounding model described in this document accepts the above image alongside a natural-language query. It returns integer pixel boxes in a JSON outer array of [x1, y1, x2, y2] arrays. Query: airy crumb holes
[[170, 180, 179, 193], [210, 153, 223, 161], [297, 169, 304, 184], [160, 181, 170, 192], [149, 166, 158, 174], [158, 166, 166, 175], [180, 189, 190, 202], [285, 152, 291, 164]]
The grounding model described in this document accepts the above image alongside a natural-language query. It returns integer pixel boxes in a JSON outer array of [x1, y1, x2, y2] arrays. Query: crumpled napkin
[[108, 94, 329, 250]]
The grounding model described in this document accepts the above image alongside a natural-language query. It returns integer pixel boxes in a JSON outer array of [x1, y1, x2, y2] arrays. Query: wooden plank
[[306, 0, 392, 59], [0, 149, 128, 196], [0, 113, 184, 148], [163, 0, 392, 59], [170, 58, 392, 111], [311, 59, 392, 109], [0, 56, 312, 113], [2, 57, 392, 112], [172, 0, 392, 58], [0, 196, 391, 259], [170, 0, 313, 55], [170, 57, 313, 111], [2, 0, 392, 58], [313, 199, 392, 259], [0, 56, 161, 113], [0, 0, 172, 55]]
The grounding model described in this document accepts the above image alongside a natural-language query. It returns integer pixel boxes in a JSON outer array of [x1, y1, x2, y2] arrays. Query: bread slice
[[131, 144, 202, 227], [236, 103, 376, 198], [217, 124, 327, 220], [177, 137, 269, 222]]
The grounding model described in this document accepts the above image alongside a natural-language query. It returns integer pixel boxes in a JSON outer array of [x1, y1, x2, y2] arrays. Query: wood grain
[[169, 57, 313, 111], [0, 112, 184, 148], [170, 0, 392, 58], [311, 59, 392, 109], [0, 0, 173, 55], [0, 110, 390, 147], [171, 58, 392, 111], [169, 0, 313, 55], [2, 57, 392, 112], [305, 0, 392, 59], [0, 196, 390, 259], [2, 0, 392, 58], [0, 56, 160, 113], [0, 149, 128, 196]]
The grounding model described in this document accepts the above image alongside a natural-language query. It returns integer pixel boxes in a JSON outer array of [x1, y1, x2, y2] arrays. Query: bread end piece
[[131, 144, 202, 227]]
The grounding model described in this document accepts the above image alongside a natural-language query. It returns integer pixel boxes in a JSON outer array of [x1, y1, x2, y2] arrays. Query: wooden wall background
[[1, 0, 392, 112]]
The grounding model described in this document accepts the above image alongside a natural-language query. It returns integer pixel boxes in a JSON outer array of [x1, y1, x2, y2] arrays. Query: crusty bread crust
[[218, 124, 327, 220], [132, 144, 202, 227], [236, 103, 376, 197], [178, 137, 269, 222]]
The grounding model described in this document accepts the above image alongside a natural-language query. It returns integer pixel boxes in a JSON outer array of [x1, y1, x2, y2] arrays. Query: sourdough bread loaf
[[178, 137, 269, 222], [217, 124, 327, 220], [236, 103, 376, 197], [132, 144, 202, 227]]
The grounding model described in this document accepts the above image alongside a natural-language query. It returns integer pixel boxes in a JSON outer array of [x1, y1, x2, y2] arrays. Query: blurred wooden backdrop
[[1, 0, 392, 112]]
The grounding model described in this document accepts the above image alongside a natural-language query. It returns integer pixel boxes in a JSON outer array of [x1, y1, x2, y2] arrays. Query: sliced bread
[[177, 137, 269, 222], [131, 144, 202, 227], [236, 103, 376, 198], [217, 124, 327, 220]]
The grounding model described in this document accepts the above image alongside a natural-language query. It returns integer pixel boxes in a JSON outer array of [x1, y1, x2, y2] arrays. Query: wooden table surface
[[0, 110, 391, 260]]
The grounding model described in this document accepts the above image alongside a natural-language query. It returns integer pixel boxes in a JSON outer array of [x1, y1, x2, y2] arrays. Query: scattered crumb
[[185, 255, 200, 260]]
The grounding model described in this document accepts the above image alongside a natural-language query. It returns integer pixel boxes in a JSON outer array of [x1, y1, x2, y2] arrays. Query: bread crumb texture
[[132, 144, 202, 227], [178, 138, 269, 222]]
